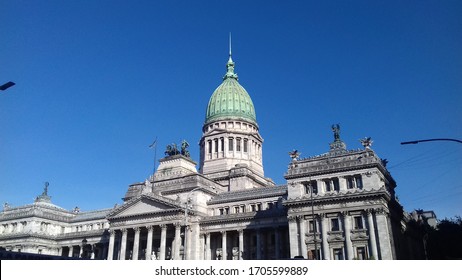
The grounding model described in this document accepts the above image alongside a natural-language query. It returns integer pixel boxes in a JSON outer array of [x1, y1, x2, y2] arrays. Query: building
[[0, 49, 422, 260]]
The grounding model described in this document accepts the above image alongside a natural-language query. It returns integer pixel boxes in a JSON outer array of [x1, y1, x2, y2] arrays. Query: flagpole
[[149, 137, 158, 177]]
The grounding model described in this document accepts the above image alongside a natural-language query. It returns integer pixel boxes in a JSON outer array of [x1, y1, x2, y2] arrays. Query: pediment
[[109, 195, 181, 218]]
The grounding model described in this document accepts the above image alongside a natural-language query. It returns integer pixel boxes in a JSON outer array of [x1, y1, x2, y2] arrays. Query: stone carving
[[360, 137, 373, 149], [288, 150, 300, 161], [332, 124, 341, 140], [165, 140, 191, 157]]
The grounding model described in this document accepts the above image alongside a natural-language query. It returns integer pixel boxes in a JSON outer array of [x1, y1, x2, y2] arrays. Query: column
[[90, 244, 95, 259], [238, 229, 244, 260], [375, 208, 393, 259], [205, 232, 211, 260], [218, 138, 222, 158], [146, 226, 153, 260], [120, 228, 128, 260], [68, 246, 74, 258], [288, 216, 300, 258], [274, 227, 280, 260], [298, 216, 307, 258], [174, 223, 181, 260], [367, 210, 378, 259], [102, 243, 108, 260], [159, 224, 167, 260], [185, 225, 190, 260], [342, 212, 354, 259], [132, 227, 140, 260], [256, 229, 262, 259], [320, 214, 330, 260], [339, 177, 348, 192], [221, 231, 227, 260]]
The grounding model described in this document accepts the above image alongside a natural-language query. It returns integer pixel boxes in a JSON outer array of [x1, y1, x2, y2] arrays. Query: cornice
[[283, 187, 391, 207]]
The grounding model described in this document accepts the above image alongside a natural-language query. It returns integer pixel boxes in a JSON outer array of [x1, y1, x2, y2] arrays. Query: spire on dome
[[224, 32, 238, 80]]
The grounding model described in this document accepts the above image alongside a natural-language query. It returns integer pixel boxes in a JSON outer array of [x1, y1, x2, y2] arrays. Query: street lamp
[[401, 138, 462, 145], [183, 187, 201, 260], [81, 238, 88, 258], [0, 81, 15, 91], [308, 181, 318, 260]]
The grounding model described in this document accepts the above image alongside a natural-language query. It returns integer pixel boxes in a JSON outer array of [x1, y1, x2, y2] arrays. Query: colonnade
[[201, 226, 289, 260], [289, 209, 392, 260], [107, 223, 186, 260]]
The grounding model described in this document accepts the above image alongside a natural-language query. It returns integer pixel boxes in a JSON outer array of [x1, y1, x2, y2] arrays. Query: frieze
[[327, 231, 345, 242], [351, 229, 368, 241]]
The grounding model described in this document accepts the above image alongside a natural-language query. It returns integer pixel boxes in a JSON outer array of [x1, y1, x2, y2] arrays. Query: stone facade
[[0, 52, 423, 260]]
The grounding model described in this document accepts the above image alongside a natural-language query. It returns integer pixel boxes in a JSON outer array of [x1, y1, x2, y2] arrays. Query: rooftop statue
[[332, 124, 341, 141], [360, 137, 373, 149], [165, 140, 191, 158]]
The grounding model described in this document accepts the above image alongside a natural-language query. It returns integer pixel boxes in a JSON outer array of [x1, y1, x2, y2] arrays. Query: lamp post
[[401, 138, 462, 145], [308, 181, 318, 260], [0, 81, 15, 91], [184, 187, 201, 260], [81, 238, 88, 258]]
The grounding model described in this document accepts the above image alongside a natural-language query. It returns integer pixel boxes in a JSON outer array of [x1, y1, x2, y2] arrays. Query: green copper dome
[[205, 55, 257, 126]]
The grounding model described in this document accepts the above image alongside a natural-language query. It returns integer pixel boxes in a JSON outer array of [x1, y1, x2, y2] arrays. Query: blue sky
[[1, 1, 461, 219]]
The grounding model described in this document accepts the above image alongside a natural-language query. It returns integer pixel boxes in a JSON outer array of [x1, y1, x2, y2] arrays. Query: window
[[234, 206, 240, 214], [325, 180, 332, 192], [251, 204, 256, 212], [309, 220, 318, 233], [308, 249, 320, 260], [354, 216, 363, 229], [355, 176, 363, 189], [257, 203, 262, 211], [333, 248, 344, 260], [236, 138, 241, 152], [243, 139, 248, 152], [333, 178, 340, 192], [214, 139, 218, 153], [347, 177, 355, 189], [331, 218, 340, 231], [219, 208, 224, 215], [208, 140, 212, 154], [305, 181, 318, 194], [356, 247, 367, 260], [225, 207, 230, 214], [240, 205, 245, 213], [229, 138, 234, 151], [220, 138, 224, 152]]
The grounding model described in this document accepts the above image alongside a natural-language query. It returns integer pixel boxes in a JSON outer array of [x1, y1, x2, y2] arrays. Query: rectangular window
[[225, 207, 229, 214], [236, 138, 241, 152], [220, 138, 224, 152], [257, 203, 262, 211], [305, 181, 318, 194], [333, 178, 340, 192], [243, 139, 248, 152], [325, 180, 332, 192], [240, 205, 246, 213], [208, 140, 212, 154], [309, 220, 317, 233], [333, 248, 344, 260], [347, 177, 355, 189], [331, 218, 340, 231], [214, 139, 218, 153], [251, 204, 256, 212], [229, 138, 234, 151], [355, 176, 363, 189], [356, 247, 367, 260], [354, 216, 363, 229], [234, 206, 240, 214], [219, 208, 224, 215]]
